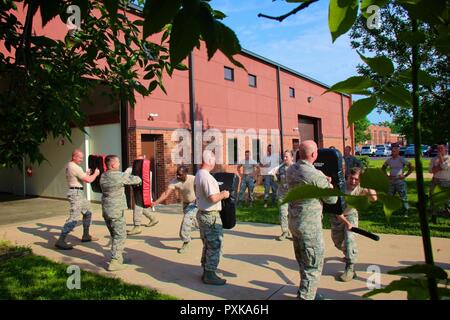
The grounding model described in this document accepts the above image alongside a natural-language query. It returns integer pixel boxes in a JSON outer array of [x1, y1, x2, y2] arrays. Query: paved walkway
[[1, 197, 449, 300]]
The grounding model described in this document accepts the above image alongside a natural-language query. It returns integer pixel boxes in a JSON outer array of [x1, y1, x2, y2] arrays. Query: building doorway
[[298, 115, 321, 147], [141, 134, 161, 198]]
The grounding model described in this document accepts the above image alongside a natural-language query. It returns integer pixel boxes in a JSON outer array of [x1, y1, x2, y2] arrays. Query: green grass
[[237, 178, 450, 238], [0, 241, 177, 300]]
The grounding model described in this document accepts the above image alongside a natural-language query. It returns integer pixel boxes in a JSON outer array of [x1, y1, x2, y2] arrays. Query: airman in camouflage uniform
[[331, 167, 377, 282], [287, 140, 338, 300], [55, 149, 100, 250], [382, 143, 413, 217], [195, 150, 230, 285], [272, 150, 294, 241], [100, 155, 142, 271]]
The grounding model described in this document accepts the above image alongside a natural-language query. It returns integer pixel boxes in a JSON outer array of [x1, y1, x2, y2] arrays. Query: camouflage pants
[[197, 210, 223, 272], [289, 211, 324, 300], [331, 211, 359, 265], [238, 175, 255, 203], [180, 202, 199, 243], [103, 211, 127, 263], [388, 180, 409, 211], [263, 175, 278, 204], [279, 202, 289, 234], [61, 189, 92, 237], [133, 204, 157, 226]]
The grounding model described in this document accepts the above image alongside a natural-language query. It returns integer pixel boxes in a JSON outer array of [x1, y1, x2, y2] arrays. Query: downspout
[[120, 99, 131, 207], [341, 94, 346, 151], [276, 66, 284, 153], [188, 52, 197, 174]]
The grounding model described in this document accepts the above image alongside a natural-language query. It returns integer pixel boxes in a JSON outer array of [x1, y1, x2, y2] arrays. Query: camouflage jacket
[[100, 170, 142, 217], [286, 160, 338, 216]]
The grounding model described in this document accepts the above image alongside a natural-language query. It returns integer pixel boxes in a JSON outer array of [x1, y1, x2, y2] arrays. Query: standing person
[[237, 150, 259, 208], [55, 149, 100, 250], [382, 143, 414, 217], [429, 142, 450, 223], [271, 150, 294, 241], [100, 155, 142, 271], [331, 167, 377, 282], [127, 155, 158, 236], [343, 145, 361, 178], [151, 165, 198, 254], [195, 150, 230, 285], [287, 140, 338, 300], [260, 144, 281, 208]]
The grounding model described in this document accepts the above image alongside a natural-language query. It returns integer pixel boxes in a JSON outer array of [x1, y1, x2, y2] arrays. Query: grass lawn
[[237, 178, 450, 238], [0, 241, 177, 300]]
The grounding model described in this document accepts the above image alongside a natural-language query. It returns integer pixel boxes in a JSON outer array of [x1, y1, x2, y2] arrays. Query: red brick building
[[0, 4, 354, 203]]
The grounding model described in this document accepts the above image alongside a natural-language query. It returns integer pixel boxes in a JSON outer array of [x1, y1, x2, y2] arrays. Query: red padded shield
[[132, 159, 152, 208]]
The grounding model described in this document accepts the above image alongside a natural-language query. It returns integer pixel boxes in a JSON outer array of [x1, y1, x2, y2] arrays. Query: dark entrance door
[[298, 116, 321, 146], [141, 134, 161, 198]]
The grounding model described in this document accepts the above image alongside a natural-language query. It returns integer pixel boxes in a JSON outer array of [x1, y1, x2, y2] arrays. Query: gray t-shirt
[[384, 157, 409, 179], [194, 169, 222, 211], [238, 159, 257, 175]]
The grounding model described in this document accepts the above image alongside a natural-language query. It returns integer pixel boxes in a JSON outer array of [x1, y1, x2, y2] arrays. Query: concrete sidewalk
[[1, 197, 449, 300]]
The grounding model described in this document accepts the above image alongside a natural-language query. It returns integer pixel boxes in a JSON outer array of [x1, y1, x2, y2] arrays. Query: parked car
[[400, 146, 407, 156], [361, 145, 376, 156], [427, 144, 439, 157], [421, 145, 430, 156], [375, 145, 392, 157], [405, 144, 415, 157]]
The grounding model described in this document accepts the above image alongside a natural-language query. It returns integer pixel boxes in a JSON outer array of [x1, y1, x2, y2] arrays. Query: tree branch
[[258, 0, 320, 22]]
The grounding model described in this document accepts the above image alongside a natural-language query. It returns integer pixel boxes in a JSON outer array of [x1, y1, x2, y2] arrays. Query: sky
[[212, 0, 392, 124]]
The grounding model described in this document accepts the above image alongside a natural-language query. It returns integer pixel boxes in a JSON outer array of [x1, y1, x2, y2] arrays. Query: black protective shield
[[212, 172, 239, 229], [88, 155, 106, 193], [313, 148, 346, 215], [132, 159, 152, 208]]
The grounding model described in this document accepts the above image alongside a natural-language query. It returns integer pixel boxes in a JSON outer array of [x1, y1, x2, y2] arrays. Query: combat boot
[[81, 232, 99, 242], [55, 235, 73, 250], [145, 219, 159, 228], [202, 271, 226, 285], [276, 232, 289, 241], [339, 263, 356, 282], [127, 226, 142, 235], [177, 242, 190, 254], [108, 259, 128, 272]]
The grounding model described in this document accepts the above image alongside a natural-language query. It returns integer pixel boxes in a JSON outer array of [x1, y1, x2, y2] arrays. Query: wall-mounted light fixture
[[293, 127, 299, 132], [307, 96, 314, 103], [148, 113, 159, 121]]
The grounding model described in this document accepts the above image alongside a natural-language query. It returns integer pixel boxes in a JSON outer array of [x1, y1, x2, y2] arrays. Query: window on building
[[252, 139, 261, 163], [248, 74, 257, 87], [289, 87, 295, 98], [224, 67, 234, 81], [227, 138, 238, 164]]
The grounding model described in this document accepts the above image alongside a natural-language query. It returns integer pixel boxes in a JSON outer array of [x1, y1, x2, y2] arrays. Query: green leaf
[[344, 194, 370, 212], [328, 0, 359, 42], [169, 7, 202, 65], [214, 21, 244, 68], [213, 10, 227, 19], [104, 0, 119, 22], [282, 185, 342, 205], [326, 76, 374, 95], [40, 0, 62, 27], [363, 278, 429, 300], [348, 96, 377, 124], [378, 194, 403, 221], [199, 2, 218, 60], [30, 36, 58, 48], [143, 0, 182, 39], [430, 185, 450, 208], [388, 264, 449, 280], [357, 51, 394, 76], [398, 0, 447, 25], [360, 168, 389, 193], [148, 80, 159, 93], [397, 31, 426, 46], [378, 86, 412, 108]]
